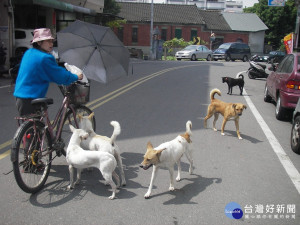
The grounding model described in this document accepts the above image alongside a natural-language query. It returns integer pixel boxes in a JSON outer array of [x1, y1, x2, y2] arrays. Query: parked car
[[212, 42, 251, 62], [291, 98, 300, 154], [14, 29, 58, 60], [264, 53, 300, 120], [256, 51, 286, 63], [267, 50, 286, 64], [14, 28, 34, 56], [175, 45, 212, 61]]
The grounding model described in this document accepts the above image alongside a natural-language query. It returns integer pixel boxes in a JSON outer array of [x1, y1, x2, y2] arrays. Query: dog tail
[[186, 120, 192, 135], [110, 121, 121, 145], [210, 88, 221, 100], [236, 71, 246, 79]]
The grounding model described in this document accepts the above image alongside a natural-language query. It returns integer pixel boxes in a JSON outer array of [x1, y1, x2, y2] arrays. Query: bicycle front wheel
[[11, 121, 52, 193], [60, 105, 96, 156]]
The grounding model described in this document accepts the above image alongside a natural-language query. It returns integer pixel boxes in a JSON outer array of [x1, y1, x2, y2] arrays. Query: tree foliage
[[244, 0, 297, 49], [163, 38, 193, 49], [103, 0, 121, 15]]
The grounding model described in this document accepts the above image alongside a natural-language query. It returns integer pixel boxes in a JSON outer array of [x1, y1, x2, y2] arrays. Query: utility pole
[[150, 0, 154, 59]]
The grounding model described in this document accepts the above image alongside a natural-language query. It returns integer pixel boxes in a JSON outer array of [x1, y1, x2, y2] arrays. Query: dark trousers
[[16, 98, 36, 116]]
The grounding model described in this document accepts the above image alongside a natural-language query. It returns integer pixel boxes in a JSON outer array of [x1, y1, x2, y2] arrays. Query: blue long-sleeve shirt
[[14, 48, 78, 99]]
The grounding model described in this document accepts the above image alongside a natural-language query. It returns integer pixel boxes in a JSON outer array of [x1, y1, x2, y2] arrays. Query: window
[[161, 28, 167, 41], [15, 30, 26, 39], [202, 46, 209, 52], [132, 27, 138, 43], [281, 55, 294, 73], [191, 29, 197, 41], [175, 28, 182, 39], [277, 56, 290, 72]]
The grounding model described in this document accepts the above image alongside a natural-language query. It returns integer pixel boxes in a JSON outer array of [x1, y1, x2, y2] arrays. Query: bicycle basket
[[69, 83, 90, 105]]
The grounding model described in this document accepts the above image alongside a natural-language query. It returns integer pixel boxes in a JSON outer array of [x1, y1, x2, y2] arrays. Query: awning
[[13, 0, 96, 15]]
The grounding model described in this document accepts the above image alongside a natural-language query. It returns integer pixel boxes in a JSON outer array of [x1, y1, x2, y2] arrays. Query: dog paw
[[108, 195, 115, 200], [144, 193, 151, 199], [169, 187, 175, 191], [75, 180, 81, 185], [238, 137, 243, 140], [213, 128, 218, 132], [176, 177, 181, 182], [221, 133, 225, 136], [67, 185, 74, 190]]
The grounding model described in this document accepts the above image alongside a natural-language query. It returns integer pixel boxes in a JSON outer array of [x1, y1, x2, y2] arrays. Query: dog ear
[[156, 148, 166, 158], [232, 104, 236, 109], [243, 105, 247, 110], [69, 125, 75, 132], [88, 112, 94, 120], [78, 114, 83, 121], [147, 141, 153, 150]]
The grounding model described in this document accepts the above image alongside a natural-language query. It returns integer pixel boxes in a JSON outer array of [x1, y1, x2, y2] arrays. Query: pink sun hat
[[31, 28, 55, 43]]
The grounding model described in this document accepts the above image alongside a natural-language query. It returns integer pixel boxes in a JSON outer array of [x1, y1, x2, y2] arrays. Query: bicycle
[[11, 81, 96, 193]]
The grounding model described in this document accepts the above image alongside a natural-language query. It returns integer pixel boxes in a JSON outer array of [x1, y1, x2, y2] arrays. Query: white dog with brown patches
[[140, 121, 193, 199], [66, 125, 120, 200], [78, 113, 126, 186]]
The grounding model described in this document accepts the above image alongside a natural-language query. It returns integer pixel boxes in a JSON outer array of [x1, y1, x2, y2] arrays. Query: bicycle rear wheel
[[11, 121, 52, 193], [60, 105, 96, 156]]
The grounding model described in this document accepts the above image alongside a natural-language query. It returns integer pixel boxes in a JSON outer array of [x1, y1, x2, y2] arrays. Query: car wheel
[[225, 54, 231, 61], [275, 95, 286, 120], [177, 58, 181, 61], [242, 55, 248, 62], [263, 85, 272, 102], [213, 58, 218, 61], [191, 54, 196, 61], [206, 55, 211, 61], [291, 116, 300, 154]]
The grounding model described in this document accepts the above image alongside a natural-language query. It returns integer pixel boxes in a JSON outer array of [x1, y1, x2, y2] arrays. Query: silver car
[[175, 45, 213, 61]]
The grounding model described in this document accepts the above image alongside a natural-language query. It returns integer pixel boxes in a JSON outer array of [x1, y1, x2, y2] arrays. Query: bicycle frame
[[15, 86, 79, 151]]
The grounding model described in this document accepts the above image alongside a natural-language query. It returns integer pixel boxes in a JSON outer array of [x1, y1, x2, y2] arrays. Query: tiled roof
[[117, 2, 205, 25], [200, 10, 231, 31], [222, 12, 268, 32]]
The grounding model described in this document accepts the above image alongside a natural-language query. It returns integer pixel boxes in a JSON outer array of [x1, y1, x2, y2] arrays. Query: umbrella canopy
[[57, 20, 130, 83]]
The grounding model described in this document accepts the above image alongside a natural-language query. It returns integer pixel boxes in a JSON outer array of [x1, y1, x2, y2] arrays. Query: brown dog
[[204, 88, 247, 139]]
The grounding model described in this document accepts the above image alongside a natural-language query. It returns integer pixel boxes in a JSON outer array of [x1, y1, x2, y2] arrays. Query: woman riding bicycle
[[13, 28, 83, 116]]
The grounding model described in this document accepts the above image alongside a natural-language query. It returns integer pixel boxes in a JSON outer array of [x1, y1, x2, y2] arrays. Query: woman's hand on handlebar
[[77, 74, 83, 80]]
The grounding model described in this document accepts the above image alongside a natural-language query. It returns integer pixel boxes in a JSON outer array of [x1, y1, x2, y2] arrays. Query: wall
[[116, 22, 250, 56], [0, 0, 10, 71], [249, 30, 265, 55]]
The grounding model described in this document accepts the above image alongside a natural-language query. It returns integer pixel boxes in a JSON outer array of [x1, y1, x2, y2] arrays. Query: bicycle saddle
[[31, 98, 54, 106]]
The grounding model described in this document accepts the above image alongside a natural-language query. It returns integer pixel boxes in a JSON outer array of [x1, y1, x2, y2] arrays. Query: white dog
[[78, 113, 126, 186], [140, 121, 193, 199], [66, 125, 120, 200]]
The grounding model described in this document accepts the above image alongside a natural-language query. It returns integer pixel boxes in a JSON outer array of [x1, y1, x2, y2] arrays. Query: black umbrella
[[57, 20, 130, 83]]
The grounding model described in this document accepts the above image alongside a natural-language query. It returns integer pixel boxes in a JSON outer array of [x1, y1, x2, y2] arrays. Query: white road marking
[[243, 89, 300, 195], [0, 85, 11, 89]]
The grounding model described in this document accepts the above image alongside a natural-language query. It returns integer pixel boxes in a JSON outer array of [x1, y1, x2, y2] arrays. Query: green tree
[[162, 38, 193, 60], [244, 0, 297, 49], [103, 0, 121, 15]]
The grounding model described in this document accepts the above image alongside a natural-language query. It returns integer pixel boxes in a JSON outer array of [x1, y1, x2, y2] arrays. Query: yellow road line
[[0, 64, 197, 159], [0, 150, 11, 160]]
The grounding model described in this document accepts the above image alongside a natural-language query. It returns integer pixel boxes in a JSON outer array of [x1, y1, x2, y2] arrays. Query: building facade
[[115, 2, 266, 57], [0, 0, 104, 71]]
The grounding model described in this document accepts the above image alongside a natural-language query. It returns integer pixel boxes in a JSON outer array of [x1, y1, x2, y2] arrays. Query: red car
[[264, 53, 300, 120]]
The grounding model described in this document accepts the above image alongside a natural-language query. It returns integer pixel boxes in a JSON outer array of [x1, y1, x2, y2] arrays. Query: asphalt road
[[0, 59, 299, 225]]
